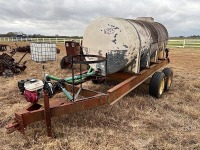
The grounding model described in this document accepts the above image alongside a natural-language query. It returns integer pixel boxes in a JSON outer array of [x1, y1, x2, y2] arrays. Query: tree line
[[0, 32, 82, 39], [170, 35, 200, 39]]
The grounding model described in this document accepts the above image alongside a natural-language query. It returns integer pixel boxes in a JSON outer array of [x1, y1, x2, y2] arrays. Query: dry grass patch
[[0, 42, 200, 149]]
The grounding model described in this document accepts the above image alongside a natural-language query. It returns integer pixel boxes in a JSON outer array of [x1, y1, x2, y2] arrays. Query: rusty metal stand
[[43, 90, 52, 137]]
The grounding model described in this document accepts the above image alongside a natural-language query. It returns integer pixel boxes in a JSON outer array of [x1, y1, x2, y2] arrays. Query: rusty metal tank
[[82, 17, 168, 75]]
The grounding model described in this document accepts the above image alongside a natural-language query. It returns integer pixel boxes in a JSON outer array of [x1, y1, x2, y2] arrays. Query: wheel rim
[[159, 78, 165, 95], [167, 75, 172, 88]]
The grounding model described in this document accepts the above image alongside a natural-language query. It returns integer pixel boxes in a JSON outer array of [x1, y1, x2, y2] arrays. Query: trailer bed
[[6, 58, 170, 136]]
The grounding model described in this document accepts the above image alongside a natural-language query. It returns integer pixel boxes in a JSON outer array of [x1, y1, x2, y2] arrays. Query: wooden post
[[183, 39, 186, 48]]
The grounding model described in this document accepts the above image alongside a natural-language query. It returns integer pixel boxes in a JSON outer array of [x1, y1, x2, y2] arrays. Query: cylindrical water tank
[[82, 17, 168, 75]]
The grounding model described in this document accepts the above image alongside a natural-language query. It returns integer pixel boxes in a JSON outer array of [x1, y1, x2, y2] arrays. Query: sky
[[0, 0, 200, 37]]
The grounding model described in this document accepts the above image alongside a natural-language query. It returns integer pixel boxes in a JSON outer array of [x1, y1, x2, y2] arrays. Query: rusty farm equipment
[[6, 17, 173, 137], [10, 44, 31, 54], [60, 41, 85, 69], [0, 51, 27, 77], [0, 44, 11, 52]]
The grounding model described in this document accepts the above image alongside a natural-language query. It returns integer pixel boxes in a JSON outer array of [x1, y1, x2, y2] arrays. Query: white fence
[[167, 39, 200, 48], [1, 37, 200, 48], [0, 37, 81, 43]]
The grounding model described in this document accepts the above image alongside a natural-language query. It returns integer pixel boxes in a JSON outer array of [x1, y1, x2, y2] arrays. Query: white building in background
[[11, 32, 30, 41]]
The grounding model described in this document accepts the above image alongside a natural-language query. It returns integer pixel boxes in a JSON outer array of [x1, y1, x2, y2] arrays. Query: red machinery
[[60, 41, 84, 69]]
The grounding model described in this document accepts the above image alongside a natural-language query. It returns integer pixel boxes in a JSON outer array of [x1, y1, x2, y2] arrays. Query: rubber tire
[[92, 79, 101, 84], [60, 56, 67, 69], [60, 56, 71, 69], [92, 77, 105, 84], [162, 67, 173, 91], [149, 72, 165, 98]]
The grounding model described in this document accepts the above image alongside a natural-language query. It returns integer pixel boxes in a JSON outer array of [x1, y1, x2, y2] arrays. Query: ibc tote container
[[30, 43, 56, 62]]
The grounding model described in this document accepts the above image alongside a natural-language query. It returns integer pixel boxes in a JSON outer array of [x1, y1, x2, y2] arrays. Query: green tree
[[6, 32, 15, 37]]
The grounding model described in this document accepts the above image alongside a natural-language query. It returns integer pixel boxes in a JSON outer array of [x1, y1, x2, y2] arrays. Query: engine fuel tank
[[82, 17, 168, 75]]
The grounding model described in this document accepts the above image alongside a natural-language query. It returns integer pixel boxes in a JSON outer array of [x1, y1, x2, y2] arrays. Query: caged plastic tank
[[82, 17, 168, 75]]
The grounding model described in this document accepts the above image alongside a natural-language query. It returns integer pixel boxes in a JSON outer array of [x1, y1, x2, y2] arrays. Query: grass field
[[0, 42, 200, 149]]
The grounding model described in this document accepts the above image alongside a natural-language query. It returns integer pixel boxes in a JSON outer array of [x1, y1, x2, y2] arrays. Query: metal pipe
[[80, 55, 82, 89], [72, 56, 74, 101], [105, 53, 108, 92], [43, 90, 52, 137], [58, 84, 73, 101], [17, 51, 28, 64], [46, 71, 95, 84]]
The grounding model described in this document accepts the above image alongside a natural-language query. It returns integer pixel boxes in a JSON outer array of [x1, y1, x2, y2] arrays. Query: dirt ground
[[0, 41, 200, 150]]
